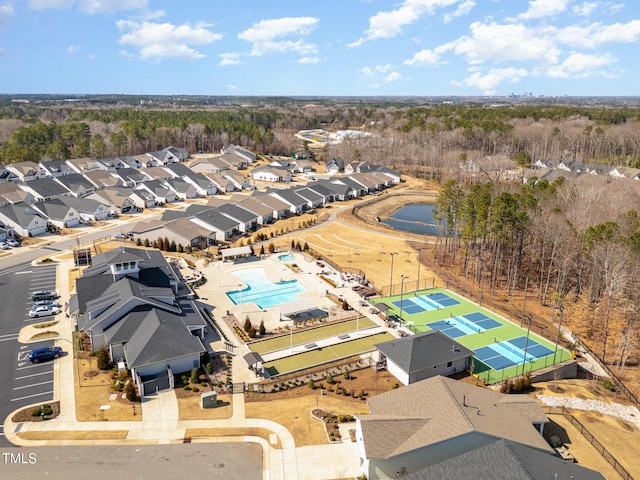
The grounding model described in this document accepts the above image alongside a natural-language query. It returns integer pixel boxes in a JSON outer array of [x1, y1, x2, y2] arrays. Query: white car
[[34, 300, 61, 308], [28, 305, 61, 318], [0, 242, 9, 250], [5, 238, 19, 247]]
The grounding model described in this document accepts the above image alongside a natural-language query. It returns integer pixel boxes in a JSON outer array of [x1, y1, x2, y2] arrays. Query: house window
[[447, 361, 453, 368]]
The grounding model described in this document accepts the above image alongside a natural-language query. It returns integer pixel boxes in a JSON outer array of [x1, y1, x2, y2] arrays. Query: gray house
[[18, 178, 72, 201], [355, 375, 550, 480], [29, 199, 80, 229], [0, 204, 48, 237], [375, 330, 474, 385]]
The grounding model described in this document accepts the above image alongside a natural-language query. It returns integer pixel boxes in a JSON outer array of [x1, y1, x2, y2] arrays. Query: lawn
[[263, 332, 394, 376], [249, 317, 376, 354], [381, 288, 572, 384]]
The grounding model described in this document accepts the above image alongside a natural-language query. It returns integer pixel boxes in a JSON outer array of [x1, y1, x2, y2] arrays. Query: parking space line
[[11, 391, 53, 402], [16, 363, 53, 371], [13, 380, 54, 390], [0, 336, 19, 342], [14, 270, 32, 275], [15, 371, 53, 381]]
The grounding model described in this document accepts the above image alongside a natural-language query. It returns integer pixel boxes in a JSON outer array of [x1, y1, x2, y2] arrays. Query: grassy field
[[249, 317, 376, 354], [263, 332, 394, 376], [382, 288, 571, 384]]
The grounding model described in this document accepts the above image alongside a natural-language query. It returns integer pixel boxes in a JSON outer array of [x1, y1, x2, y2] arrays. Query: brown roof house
[[375, 330, 474, 385], [355, 375, 550, 480]]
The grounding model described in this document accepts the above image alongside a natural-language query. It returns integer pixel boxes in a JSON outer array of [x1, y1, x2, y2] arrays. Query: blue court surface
[[392, 292, 462, 315], [474, 337, 554, 371], [425, 320, 467, 338], [425, 292, 461, 307], [392, 298, 426, 315], [463, 312, 502, 330]]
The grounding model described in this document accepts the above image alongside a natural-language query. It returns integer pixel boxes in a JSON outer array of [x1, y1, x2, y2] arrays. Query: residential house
[[339, 176, 368, 197], [557, 161, 588, 173], [116, 156, 144, 169], [267, 189, 308, 214], [293, 187, 324, 209], [250, 165, 292, 183], [39, 159, 75, 177], [111, 168, 147, 188], [0, 181, 33, 206], [53, 173, 95, 198], [18, 178, 72, 202], [141, 166, 174, 181], [182, 173, 217, 197], [403, 438, 605, 480], [0, 166, 19, 183], [163, 146, 189, 162], [66, 157, 106, 174], [305, 182, 336, 203], [326, 157, 345, 174], [29, 199, 80, 229], [135, 180, 176, 204], [216, 204, 258, 232], [288, 158, 315, 173], [162, 162, 194, 178], [218, 152, 249, 170], [610, 166, 640, 179], [237, 197, 274, 225], [83, 169, 124, 189], [0, 204, 48, 236], [202, 172, 236, 192], [72, 247, 207, 396], [164, 178, 197, 200], [191, 208, 240, 242], [134, 218, 211, 250], [251, 193, 290, 219], [344, 160, 369, 175], [145, 150, 175, 166], [221, 144, 256, 164], [375, 330, 474, 385], [222, 170, 251, 190], [372, 166, 401, 185], [5, 161, 43, 181], [88, 188, 135, 215], [189, 157, 232, 174], [323, 179, 358, 200], [129, 189, 157, 210], [355, 375, 550, 480], [94, 157, 120, 171], [58, 196, 109, 222]]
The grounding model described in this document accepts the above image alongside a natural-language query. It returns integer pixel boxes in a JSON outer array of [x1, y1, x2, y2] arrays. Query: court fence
[[544, 406, 635, 480]]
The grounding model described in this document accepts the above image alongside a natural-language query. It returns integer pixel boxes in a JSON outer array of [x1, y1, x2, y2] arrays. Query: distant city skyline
[[1, 0, 639, 96]]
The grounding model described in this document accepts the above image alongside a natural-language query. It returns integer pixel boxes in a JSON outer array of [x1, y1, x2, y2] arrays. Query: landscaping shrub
[[96, 345, 111, 370], [124, 380, 137, 401], [31, 404, 53, 417], [326, 373, 334, 385], [190, 367, 199, 384], [603, 379, 616, 392], [308, 379, 315, 389]]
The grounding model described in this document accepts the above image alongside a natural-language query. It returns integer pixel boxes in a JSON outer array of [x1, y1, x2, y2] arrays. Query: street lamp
[[416, 248, 424, 294], [521, 314, 532, 376], [400, 275, 409, 324], [553, 306, 564, 365], [389, 252, 398, 296]]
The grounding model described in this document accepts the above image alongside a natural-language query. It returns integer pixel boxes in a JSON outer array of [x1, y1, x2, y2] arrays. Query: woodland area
[[1, 96, 640, 374]]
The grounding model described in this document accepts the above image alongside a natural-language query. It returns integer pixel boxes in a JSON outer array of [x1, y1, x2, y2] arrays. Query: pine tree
[[156, 237, 164, 250], [164, 237, 170, 251], [244, 316, 252, 333], [169, 240, 176, 252], [259, 319, 266, 336]]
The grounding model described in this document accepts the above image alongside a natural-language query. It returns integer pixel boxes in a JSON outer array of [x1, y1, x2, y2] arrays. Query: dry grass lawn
[[185, 427, 281, 448], [176, 393, 233, 420], [245, 369, 398, 446]]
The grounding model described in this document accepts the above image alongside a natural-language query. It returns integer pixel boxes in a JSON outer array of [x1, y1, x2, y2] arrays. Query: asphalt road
[[0, 262, 58, 448], [0, 443, 263, 480]]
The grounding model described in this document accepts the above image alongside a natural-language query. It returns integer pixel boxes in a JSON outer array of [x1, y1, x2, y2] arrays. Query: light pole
[[416, 248, 424, 294], [521, 314, 532, 376], [400, 275, 409, 324], [389, 252, 398, 296], [553, 306, 564, 365]]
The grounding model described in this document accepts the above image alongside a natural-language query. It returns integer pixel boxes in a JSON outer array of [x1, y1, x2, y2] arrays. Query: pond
[[381, 203, 438, 235]]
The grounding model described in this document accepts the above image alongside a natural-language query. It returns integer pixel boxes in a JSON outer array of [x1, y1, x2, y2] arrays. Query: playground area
[[381, 288, 572, 384]]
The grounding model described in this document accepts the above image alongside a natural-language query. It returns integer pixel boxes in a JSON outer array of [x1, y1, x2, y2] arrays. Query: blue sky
[[1, 0, 639, 96]]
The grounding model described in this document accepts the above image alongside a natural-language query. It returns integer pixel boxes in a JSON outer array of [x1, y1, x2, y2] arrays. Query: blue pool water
[[227, 268, 306, 309], [278, 254, 296, 262]]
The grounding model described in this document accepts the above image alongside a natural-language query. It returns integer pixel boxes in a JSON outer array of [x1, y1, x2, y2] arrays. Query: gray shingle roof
[[403, 439, 606, 480], [30, 199, 75, 220], [359, 376, 550, 459], [20, 178, 69, 198], [375, 330, 474, 374]]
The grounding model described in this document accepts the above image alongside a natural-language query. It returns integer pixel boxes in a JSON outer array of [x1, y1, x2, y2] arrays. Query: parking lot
[[0, 262, 58, 447]]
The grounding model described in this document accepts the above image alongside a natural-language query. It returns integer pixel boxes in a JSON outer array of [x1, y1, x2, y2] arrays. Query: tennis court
[[425, 311, 502, 339], [474, 337, 555, 370], [392, 292, 461, 315]]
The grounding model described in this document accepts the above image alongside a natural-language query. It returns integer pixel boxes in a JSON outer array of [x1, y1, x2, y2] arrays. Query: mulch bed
[[12, 401, 60, 422]]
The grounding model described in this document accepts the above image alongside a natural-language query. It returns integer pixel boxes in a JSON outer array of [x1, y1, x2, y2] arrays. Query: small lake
[[381, 203, 438, 235]]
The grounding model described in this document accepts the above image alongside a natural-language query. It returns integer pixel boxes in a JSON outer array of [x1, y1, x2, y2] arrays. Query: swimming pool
[[227, 268, 306, 309], [278, 253, 296, 262]]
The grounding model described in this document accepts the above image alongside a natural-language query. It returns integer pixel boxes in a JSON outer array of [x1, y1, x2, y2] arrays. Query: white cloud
[[518, 0, 572, 20], [238, 17, 319, 57], [572, 2, 599, 16], [88, 53, 96, 60], [454, 22, 560, 66], [29, 0, 75, 10], [78, 0, 147, 14], [298, 56, 320, 64], [219, 52, 242, 66], [546, 52, 616, 77], [384, 71, 403, 82], [349, 0, 460, 46], [226, 84, 239, 92], [359, 67, 375, 77], [454, 67, 528, 94], [67, 44, 81, 55], [404, 49, 440, 66], [555, 20, 640, 48], [0, 4, 14, 27], [443, 0, 475, 23], [117, 20, 222, 61], [376, 64, 393, 73]]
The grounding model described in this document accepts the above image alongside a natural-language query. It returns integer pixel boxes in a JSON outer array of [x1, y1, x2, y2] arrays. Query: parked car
[[0, 242, 9, 250], [31, 291, 56, 301], [28, 346, 63, 363], [28, 305, 61, 318], [34, 300, 61, 308], [5, 238, 19, 247], [114, 233, 127, 239]]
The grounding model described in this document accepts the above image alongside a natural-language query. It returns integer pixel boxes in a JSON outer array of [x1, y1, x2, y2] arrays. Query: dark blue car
[[28, 346, 63, 363]]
